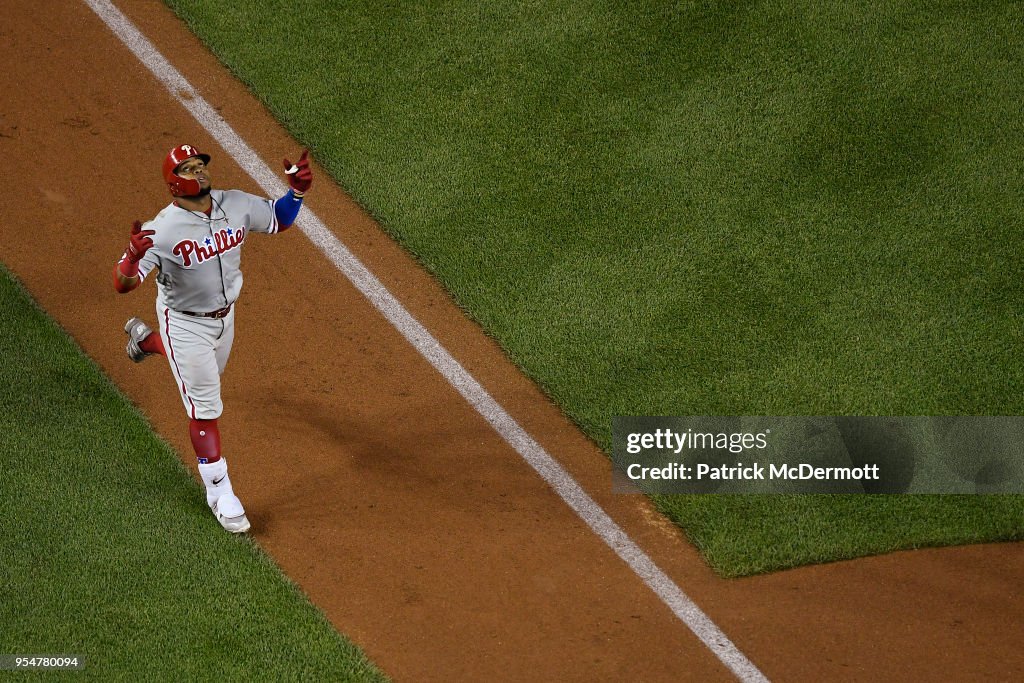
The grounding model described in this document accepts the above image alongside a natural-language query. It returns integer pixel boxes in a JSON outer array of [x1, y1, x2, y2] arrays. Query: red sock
[[189, 418, 221, 464], [139, 333, 165, 356]]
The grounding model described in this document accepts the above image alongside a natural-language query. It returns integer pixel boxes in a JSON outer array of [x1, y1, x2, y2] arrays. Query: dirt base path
[[2, 2, 1022, 681]]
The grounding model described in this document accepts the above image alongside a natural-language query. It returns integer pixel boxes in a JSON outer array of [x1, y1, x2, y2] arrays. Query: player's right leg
[[197, 459, 250, 533], [157, 304, 250, 533], [156, 307, 224, 421]]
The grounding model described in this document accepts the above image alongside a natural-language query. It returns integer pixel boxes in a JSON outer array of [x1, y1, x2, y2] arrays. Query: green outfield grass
[[655, 493, 1024, 577], [0, 265, 386, 680], [160, 0, 1024, 575]]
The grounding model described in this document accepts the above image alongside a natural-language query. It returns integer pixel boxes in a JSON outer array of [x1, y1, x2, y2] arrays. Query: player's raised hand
[[283, 149, 312, 194], [127, 219, 155, 263]]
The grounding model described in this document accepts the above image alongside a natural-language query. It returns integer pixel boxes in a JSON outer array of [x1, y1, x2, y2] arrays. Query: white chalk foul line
[[84, 2, 768, 680]]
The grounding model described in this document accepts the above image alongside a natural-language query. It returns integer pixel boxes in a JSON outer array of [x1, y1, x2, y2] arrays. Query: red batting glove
[[283, 150, 313, 194], [126, 220, 155, 264], [115, 220, 153, 292]]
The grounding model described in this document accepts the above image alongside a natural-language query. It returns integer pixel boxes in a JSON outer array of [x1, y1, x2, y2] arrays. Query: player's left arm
[[271, 149, 313, 232]]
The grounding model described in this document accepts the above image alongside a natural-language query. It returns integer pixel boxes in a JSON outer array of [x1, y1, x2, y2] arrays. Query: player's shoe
[[211, 493, 251, 534], [124, 317, 154, 363]]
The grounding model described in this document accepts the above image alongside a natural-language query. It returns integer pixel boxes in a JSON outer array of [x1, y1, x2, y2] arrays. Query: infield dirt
[[2, 2, 1022, 680]]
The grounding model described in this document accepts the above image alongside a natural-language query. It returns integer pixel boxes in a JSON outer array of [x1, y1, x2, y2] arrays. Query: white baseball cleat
[[211, 493, 251, 534], [124, 317, 154, 363]]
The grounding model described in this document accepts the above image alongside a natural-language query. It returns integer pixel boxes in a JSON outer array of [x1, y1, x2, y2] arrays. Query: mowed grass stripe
[[0, 264, 386, 681], [160, 0, 1024, 575]]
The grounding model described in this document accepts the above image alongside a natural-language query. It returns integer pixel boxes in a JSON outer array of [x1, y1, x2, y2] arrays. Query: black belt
[[179, 304, 233, 319]]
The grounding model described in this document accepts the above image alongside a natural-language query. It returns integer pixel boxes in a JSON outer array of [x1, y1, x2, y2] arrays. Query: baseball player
[[113, 144, 313, 533]]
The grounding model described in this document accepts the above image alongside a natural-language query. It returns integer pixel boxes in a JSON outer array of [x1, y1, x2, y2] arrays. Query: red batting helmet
[[163, 144, 211, 196]]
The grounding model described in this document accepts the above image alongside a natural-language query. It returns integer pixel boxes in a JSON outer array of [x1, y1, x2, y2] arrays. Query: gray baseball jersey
[[137, 189, 282, 312]]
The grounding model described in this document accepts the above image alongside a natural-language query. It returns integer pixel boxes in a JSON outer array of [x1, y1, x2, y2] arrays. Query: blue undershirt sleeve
[[273, 189, 304, 229]]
